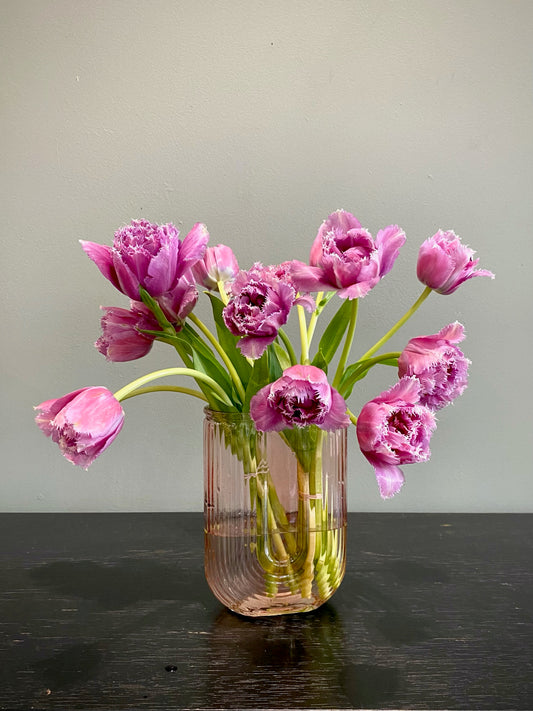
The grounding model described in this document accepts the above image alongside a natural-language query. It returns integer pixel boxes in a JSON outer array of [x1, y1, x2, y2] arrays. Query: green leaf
[[139, 287, 173, 329], [315, 298, 352, 365], [339, 356, 399, 398], [310, 349, 328, 374], [272, 342, 292, 372], [206, 292, 252, 387], [182, 323, 235, 399], [243, 352, 269, 410], [268, 344, 284, 381]]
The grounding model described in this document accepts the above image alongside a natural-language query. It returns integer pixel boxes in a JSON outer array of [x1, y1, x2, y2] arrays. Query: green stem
[[277, 328, 297, 366], [332, 299, 358, 389], [113, 367, 233, 407], [118, 385, 209, 403], [188, 313, 246, 403], [358, 286, 432, 361], [306, 291, 324, 348], [217, 280, 229, 306], [347, 408, 358, 426], [297, 305, 310, 364]]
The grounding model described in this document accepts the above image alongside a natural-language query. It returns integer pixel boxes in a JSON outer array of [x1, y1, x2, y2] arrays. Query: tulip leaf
[[182, 323, 236, 403], [267, 344, 284, 381], [315, 298, 352, 365], [272, 342, 291, 372], [206, 292, 252, 387], [339, 356, 399, 398], [310, 349, 328, 374], [243, 352, 269, 410]]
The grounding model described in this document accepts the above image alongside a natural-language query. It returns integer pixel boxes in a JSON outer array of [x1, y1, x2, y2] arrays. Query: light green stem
[[278, 328, 297, 366], [358, 286, 432, 361], [347, 408, 358, 426], [333, 299, 359, 389], [113, 367, 233, 406], [297, 304, 310, 364], [118, 385, 209, 403], [188, 313, 246, 403], [217, 280, 229, 306], [306, 291, 324, 348]]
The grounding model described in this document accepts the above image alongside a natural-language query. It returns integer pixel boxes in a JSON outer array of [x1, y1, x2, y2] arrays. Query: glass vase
[[203, 409, 347, 617]]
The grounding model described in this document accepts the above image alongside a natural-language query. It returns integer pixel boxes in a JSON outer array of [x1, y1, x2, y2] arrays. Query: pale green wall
[[2, 0, 531, 511]]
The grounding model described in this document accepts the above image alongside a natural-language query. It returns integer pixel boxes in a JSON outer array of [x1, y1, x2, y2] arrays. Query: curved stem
[[297, 305, 310, 364], [357, 286, 432, 361], [188, 313, 246, 403], [332, 299, 358, 389], [306, 291, 324, 348], [118, 385, 209, 403], [347, 408, 358, 426], [277, 328, 297, 366], [113, 367, 233, 406]]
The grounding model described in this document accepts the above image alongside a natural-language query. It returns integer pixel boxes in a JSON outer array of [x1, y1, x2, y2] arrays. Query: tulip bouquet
[[35, 210, 493, 610]]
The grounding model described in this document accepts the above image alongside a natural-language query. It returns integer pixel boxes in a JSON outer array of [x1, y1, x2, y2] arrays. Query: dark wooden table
[[0, 513, 531, 710]]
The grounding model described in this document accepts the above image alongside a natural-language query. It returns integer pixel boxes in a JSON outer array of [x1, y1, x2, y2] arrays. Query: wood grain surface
[[0, 513, 531, 710]]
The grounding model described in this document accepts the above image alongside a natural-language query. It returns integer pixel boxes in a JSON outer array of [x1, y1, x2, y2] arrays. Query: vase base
[[226, 592, 323, 617]]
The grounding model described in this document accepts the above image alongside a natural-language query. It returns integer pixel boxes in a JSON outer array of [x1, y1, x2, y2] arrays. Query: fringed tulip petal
[[356, 377, 436, 498], [35, 387, 124, 469], [250, 365, 349, 431], [417, 230, 494, 294]]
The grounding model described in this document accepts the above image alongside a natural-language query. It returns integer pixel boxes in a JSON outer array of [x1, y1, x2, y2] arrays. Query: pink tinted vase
[[203, 409, 347, 617]]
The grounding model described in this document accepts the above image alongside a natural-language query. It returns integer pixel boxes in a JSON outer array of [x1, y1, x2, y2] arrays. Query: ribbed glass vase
[[203, 409, 347, 617]]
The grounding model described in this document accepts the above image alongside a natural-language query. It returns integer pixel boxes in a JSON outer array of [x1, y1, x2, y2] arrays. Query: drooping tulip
[[250, 365, 350, 431], [96, 302, 160, 362], [356, 377, 436, 499], [398, 322, 470, 410], [416, 230, 494, 295], [35, 387, 124, 469]]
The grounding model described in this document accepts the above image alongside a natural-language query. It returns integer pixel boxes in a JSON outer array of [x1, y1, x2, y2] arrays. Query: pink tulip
[[291, 210, 406, 299], [35, 387, 124, 469], [398, 322, 470, 410], [416, 230, 494, 295], [356, 377, 436, 499], [96, 302, 160, 362], [192, 244, 239, 290], [223, 263, 313, 359], [80, 219, 208, 300], [250, 365, 350, 431]]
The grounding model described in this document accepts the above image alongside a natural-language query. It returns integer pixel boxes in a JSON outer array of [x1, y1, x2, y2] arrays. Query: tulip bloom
[[223, 263, 313, 359], [80, 219, 209, 301], [250, 365, 350, 431], [398, 322, 470, 411], [35, 387, 124, 469], [192, 244, 239, 290], [417, 230, 494, 295], [356, 377, 436, 499], [291, 210, 406, 299], [96, 302, 160, 362]]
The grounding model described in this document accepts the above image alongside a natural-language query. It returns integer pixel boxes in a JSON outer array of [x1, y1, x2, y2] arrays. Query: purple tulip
[[96, 302, 160, 362], [223, 263, 313, 359], [356, 377, 436, 499], [250, 365, 350, 431], [416, 230, 494, 295], [35, 387, 124, 469], [291, 210, 406, 299], [398, 322, 470, 411], [192, 244, 239, 290], [80, 219, 209, 300]]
